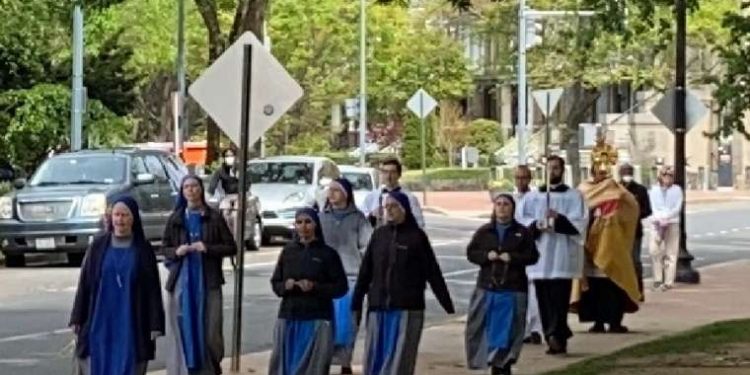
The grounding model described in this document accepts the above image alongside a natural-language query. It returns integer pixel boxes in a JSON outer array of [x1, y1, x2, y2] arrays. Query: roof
[[54, 148, 170, 157], [248, 155, 332, 163]]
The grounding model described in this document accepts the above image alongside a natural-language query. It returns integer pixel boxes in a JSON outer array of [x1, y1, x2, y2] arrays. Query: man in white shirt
[[362, 157, 425, 228], [648, 166, 683, 291]]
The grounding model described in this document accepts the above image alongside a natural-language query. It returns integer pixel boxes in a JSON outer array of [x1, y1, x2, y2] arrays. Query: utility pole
[[517, 0, 527, 164], [359, 0, 367, 167], [70, 1, 84, 151], [674, 0, 700, 283]]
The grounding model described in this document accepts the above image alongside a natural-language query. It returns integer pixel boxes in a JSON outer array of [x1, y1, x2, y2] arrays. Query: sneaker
[[660, 284, 673, 291], [652, 282, 663, 291]]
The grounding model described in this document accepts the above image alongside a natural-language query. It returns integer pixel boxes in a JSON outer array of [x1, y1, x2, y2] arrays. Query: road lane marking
[[442, 268, 477, 278], [0, 328, 70, 344]]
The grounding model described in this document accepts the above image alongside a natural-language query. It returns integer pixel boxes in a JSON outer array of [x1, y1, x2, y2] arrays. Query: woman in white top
[[648, 166, 683, 291]]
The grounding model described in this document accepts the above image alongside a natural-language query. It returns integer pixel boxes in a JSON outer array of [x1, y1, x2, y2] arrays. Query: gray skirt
[[268, 319, 333, 375], [465, 288, 527, 370], [363, 310, 424, 375], [164, 282, 224, 375]]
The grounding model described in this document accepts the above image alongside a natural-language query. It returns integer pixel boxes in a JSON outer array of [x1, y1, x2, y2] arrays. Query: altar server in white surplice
[[517, 155, 588, 356]]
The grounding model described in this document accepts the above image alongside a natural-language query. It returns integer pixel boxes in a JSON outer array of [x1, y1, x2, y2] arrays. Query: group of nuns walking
[[70, 174, 235, 375], [68, 157, 542, 375]]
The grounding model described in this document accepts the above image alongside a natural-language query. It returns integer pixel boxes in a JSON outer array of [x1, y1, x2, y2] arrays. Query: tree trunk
[[563, 81, 600, 187]]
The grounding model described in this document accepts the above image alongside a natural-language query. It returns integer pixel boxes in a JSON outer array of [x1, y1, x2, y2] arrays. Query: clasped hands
[[487, 250, 511, 262], [175, 241, 207, 256], [284, 278, 315, 292]]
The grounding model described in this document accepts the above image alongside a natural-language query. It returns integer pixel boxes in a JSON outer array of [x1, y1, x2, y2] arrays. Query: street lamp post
[[71, 1, 85, 151], [674, 0, 700, 283], [175, 0, 186, 157]]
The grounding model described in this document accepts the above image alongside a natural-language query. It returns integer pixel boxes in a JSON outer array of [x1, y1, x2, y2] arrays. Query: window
[[144, 155, 168, 181], [248, 162, 314, 184], [131, 156, 148, 176], [30, 156, 127, 186], [342, 172, 373, 191]]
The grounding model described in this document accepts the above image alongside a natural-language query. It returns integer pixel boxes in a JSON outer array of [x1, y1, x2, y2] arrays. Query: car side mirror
[[134, 173, 155, 185], [12, 178, 26, 190], [319, 177, 332, 187]]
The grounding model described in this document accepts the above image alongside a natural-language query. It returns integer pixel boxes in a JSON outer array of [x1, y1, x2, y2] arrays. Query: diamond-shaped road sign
[[407, 89, 437, 119], [532, 88, 564, 118], [188, 32, 303, 147], [650, 88, 709, 133]]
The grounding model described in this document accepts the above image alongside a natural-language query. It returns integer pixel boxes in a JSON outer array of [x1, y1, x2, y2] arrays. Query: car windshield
[[249, 162, 314, 185], [30, 156, 127, 186], [343, 172, 373, 191]]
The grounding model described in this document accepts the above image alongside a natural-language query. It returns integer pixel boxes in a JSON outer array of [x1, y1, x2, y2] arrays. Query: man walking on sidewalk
[[512, 165, 542, 345], [517, 156, 588, 355], [362, 157, 424, 228], [648, 166, 683, 291], [619, 164, 651, 299]]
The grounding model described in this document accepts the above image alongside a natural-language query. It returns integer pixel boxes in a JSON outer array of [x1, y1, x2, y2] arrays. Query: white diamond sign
[[651, 88, 709, 133], [407, 89, 437, 119], [188, 32, 303, 147]]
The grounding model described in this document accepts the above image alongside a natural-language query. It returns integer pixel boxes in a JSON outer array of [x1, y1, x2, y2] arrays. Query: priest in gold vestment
[[571, 140, 641, 333]]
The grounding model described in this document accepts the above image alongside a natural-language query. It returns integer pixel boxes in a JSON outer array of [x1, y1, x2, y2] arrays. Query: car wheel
[[245, 219, 262, 251], [4, 253, 25, 268], [67, 253, 84, 267]]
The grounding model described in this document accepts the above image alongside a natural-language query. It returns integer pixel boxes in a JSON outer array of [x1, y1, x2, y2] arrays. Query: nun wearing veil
[[70, 195, 165, 375], [268, 207, 349, 375], [352, 191, 455, 375], [464, 193, 539, 375], [163, 175, 236, 375]]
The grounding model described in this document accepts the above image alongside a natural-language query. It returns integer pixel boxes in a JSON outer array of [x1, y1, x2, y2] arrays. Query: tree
[[711, 1, 750, 139], [435, 101, 469, 167], [0, 84, 131, 172], [466, 118, 503, 159], [402, 116, 437, 169]]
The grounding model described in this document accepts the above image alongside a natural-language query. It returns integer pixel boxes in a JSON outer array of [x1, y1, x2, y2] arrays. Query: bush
[[466, 119, 504, 161], [402, 116, 437, 169], [0, 182, 12, 197], [401, 167, 492, 191]]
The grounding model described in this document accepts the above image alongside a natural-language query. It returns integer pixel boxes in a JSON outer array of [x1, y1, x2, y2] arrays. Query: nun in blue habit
[[269, 207, 349, 375], [163, 175, 237, 375], [319, 178, 373, 374], [69, 195, 165, 375], [464, 193, 539, 375], [352, 191, 455, 375]]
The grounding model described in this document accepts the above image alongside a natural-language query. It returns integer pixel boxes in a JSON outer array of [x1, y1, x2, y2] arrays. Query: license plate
[[35, 237, 56, 250]]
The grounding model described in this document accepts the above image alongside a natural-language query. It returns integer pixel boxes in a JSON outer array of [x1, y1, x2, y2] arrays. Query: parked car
[[0, 148, 260, 267], [248, 156, 340, 243], [338, 165, 378, 212]]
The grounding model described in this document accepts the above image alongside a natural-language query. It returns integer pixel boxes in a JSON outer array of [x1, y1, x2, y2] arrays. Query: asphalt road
[[1, 202, 749, 374]]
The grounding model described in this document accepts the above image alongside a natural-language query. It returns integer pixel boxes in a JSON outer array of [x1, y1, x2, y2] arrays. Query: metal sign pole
[[420, 93, 427, 206], [231, 44, 252, 372], [545, 92, 551, 224]]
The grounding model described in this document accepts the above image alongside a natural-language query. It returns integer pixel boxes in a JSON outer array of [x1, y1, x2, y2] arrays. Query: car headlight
[[80, 194, 107, 217], [283, 192, 305, 203], [0, 196, 12, 219]]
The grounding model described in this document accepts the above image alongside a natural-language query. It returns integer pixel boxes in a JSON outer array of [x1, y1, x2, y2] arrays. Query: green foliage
[[710, 2, 750, 140], [284, 132, 333, 156], [402, 116, 437, 170], [401, 167, 492, 191], [0, 84, 132, 172], [0, 182, 11, 197], [466, 119, 503, 157]]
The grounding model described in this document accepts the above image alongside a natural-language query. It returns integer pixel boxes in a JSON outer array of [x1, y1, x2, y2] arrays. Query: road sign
[[651, 88, 709, 133], [188, 32, 303, 147], [407, 89, 437, 119], [532, 88, 564, 118], [344, 98, 359, 118]]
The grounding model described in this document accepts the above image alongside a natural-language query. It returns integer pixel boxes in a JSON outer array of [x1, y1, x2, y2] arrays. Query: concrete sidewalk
[[418, 190, 750, 219], [150, 259, 750, 375]]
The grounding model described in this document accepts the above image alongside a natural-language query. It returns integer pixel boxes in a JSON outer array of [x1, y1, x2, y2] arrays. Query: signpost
[[532, 88, 564, 225], [407, 89, 437, 206], [188, 31, 303, 371]]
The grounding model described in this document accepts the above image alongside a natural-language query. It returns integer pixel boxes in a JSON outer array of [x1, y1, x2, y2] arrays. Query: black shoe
[[608, 325, 629, 334], [588, 323, 606, 333], [341, 366, 353, 375], [491, 365, 511, 375], [523, 332, 542, 344], [545, 337, 567, 355]]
